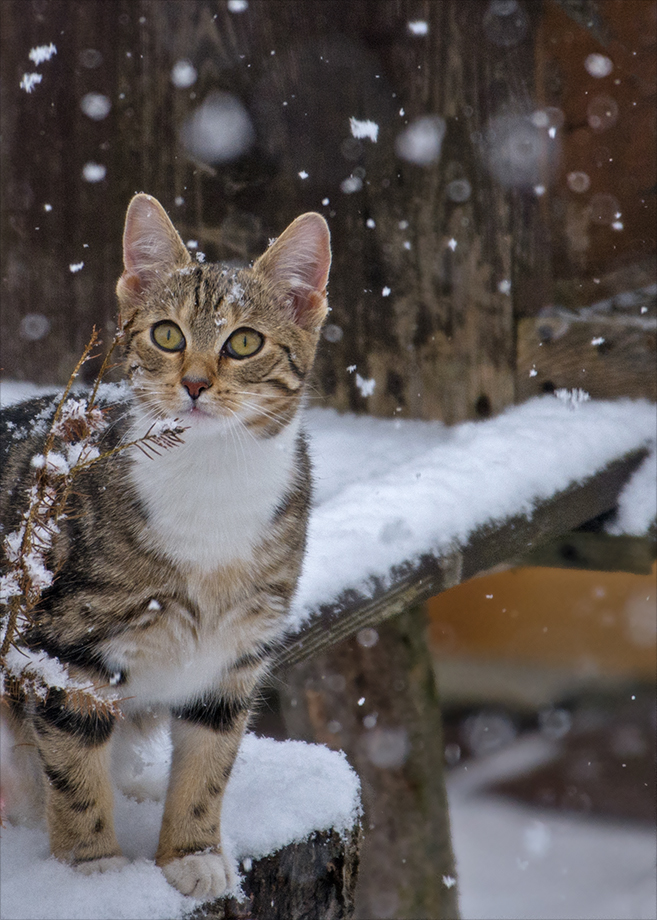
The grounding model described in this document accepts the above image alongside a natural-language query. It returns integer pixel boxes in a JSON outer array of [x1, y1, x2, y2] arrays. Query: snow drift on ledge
[[0, 733, 361, 920]]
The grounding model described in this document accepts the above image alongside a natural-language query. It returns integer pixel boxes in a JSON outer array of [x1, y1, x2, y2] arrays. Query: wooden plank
[[516, 311, 657, 403], [275, 448, 647, 672], [521, 531, 656, 574]]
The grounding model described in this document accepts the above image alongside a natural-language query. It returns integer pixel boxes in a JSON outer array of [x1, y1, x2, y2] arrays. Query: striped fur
[[1, 195, 330, 900]]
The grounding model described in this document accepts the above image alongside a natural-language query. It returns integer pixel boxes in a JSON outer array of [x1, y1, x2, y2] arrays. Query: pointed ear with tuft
[[116, 194, 191, 319], [254, 213, 331, 331]]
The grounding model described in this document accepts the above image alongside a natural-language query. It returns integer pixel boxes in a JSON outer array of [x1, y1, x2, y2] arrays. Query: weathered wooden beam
[[188, 827, 361, 920], [520, 531, 656, 574], [276, 448, 647, 672], [516, 311, 657, 404]]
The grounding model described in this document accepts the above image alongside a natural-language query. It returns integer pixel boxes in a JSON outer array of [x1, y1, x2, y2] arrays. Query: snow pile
[[0, 734, 360, 920], [292, 397, 656, 626]]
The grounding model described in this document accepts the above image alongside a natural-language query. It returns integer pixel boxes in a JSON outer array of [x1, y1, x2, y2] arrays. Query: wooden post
[[278, 607, 460, 920]]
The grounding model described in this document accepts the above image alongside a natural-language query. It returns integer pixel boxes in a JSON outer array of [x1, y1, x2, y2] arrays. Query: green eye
[[151, 321, 185, 351], [224, 328, 264, 359]]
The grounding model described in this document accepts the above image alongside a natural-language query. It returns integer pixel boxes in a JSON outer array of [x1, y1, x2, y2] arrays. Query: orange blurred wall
[[428, 563, 656, 681]]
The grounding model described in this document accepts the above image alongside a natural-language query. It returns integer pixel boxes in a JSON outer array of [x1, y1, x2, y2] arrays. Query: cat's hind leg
[[31, 689, 126, 870], [0, 704, 45, 827]]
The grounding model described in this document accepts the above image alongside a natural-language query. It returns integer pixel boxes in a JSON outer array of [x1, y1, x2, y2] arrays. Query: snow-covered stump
[[189, 827, 361, 920]]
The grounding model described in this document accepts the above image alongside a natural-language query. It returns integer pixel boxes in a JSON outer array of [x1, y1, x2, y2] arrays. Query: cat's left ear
[[254, 213, 331, 331], [117, 194, 191, 309]]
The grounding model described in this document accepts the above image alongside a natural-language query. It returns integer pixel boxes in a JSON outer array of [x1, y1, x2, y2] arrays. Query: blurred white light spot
[[408, 20, 429, 36], [366, 217, 376, 228], [43, 203, 52, 211], [539, 707, 572, 739], [175, 196, 185, 206], [442, 875, 457, 889], [171, 59, 197, 88], [19, 313, 50, 341], [364, 727, 410, 769], [340, 176, 363, 194], [227, 0, 248, 10], [322, 198, 330, 206], [587, 95, 619, 132], [80, 92, 111, 120], [363, 713, 378, 729], [585, 53, 613, 78], [485, 114, 558, 188], [350, 116, 379, 142], [298, 170, 309, 179], [529, 366, 537, 377], [29, 43, 57, 65], [382, 286, 391, 296], [625, 593, 657, 647], [446, 178, 471, 202], [523, 820, 551, 857], [612, 220, 624, 231], [395, 115, 446, 165], [462, 710, 517, 756], [567, 171, 591, 193], [20, 73, 42, 93], [591, 336, 606, 346], [534, 184, 546, 196], [186, 240, 198, 249], [82, 162, 106, 182], [180, 92, 255, 164], [447, 237, 457, 251], [357, 627, 379, 648], [79, 48, 103, 69], [483, 0, 528, 47], [69, 262, 84, 273], [358, 697, 365, 706], [323, 323, 343, 343], [498, 279, 511, 294]]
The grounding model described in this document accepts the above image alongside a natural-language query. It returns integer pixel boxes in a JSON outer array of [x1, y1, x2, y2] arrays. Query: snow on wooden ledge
[[280, 397, 656, 665], [0, 734, 361, 920]]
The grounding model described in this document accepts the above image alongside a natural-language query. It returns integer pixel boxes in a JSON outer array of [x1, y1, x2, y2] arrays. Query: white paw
[[162, 852, 235, 900], [74, 855, 130, 875]]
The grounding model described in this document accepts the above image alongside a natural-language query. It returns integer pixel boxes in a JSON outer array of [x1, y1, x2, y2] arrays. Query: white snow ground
[[447, 735, 657, 920]]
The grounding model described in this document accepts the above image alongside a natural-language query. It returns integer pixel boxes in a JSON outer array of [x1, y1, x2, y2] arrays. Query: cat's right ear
[[116, 194, 191, 319]]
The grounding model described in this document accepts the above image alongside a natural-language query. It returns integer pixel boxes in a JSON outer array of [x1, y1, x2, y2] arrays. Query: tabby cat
[[0, 194, 330, 899]]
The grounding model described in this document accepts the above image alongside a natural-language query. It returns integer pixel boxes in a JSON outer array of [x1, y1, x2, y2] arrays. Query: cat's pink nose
[[182, 377, 210, 400]]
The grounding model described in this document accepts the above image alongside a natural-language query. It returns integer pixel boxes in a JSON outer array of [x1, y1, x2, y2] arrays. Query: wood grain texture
[[188, 827, 361, 920], [1, 0, 552, 423]]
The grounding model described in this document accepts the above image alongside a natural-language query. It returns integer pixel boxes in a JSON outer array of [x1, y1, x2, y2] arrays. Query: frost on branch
[[0, 328, 185, 717]]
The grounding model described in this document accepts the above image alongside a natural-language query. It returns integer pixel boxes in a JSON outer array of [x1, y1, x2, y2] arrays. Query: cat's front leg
[[156, 691, 250, 899], [32, 689, 126, 871]]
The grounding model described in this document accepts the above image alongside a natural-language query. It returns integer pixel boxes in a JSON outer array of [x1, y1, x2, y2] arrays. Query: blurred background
[[1, 2, 655, 918]]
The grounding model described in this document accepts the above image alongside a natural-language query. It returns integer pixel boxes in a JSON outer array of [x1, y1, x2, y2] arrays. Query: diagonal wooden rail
[[276, 448, 649, 672]]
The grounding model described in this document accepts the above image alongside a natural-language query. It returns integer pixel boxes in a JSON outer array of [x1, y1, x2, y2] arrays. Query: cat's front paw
[[161, 852, 235, 900], [74, 855, 130, 875]]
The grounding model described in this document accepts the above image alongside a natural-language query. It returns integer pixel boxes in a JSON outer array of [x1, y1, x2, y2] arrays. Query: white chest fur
[[129, 413, 300, 570]]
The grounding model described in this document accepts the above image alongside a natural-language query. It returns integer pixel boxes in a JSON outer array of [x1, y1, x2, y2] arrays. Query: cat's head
[[116, 194, 330, 437]]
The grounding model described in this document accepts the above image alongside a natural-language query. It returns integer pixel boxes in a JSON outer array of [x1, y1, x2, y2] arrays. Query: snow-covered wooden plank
[[280, 396, 655, 668]]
